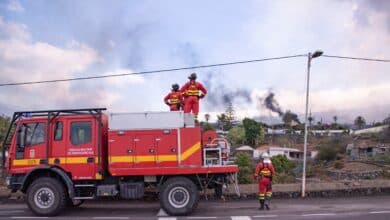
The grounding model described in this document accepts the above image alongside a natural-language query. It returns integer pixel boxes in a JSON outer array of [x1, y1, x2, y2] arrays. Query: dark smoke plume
[[263, 92, 283, 116], [202, 72, 252, 110], [261, 91, 300, 124]]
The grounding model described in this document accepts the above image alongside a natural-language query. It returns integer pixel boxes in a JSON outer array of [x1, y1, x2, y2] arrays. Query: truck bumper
[[6, 175, 22, 192]]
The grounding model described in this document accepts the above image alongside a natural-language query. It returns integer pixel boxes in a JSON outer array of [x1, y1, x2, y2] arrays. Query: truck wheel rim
[[34, 187, 55, 209], [168, 186, 190, 208]]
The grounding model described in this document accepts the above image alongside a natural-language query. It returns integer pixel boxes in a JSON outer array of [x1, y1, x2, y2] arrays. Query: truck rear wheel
[[160, 177, 199, 216], [26, 177, 67, 216]]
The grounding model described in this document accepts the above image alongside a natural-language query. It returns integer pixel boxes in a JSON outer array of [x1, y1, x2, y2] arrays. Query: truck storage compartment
[[120, 182, 144, 199], [109, 111, 195, 130]]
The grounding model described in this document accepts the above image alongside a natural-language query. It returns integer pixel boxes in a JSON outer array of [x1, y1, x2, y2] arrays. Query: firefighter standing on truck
[[164, 83, 183, 111], [180, 73, 207, 122], [254, 152, 275, 210]]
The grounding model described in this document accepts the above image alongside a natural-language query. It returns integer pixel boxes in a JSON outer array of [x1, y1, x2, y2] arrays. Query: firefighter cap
[[188, 73, 197, 80], [172, 83, 179, 91]]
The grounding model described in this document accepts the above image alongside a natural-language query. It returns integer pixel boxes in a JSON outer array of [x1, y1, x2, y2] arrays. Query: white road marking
[[231, 216, 251, 220], [158, 218, 177, 220], [93, 217, 129, 220], [253, 215, 278, 218], [301, 213, 336, 216], [11, 217, 48, 219], [369, 211, 390, 214], [187, 217, 217, 219], [0, 210, 25, 214]]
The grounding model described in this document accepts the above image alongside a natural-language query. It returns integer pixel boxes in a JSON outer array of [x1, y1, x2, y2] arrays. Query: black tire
[[26, 177, 67, 216], [159, 177, 199, 216]]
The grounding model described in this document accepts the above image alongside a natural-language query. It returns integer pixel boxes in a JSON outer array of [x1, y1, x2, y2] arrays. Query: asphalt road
[[1, 196, 390, 220]]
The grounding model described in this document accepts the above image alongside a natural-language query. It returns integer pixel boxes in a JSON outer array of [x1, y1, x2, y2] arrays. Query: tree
[[333, 115, 338, 124], [0, 115, 11, 160], [204, 114, 210, 123], [217, 102, 235, 131], [242, 118, 264, 147], [227, 126, 245, 147], [201, 122, 215, 131], [0, 115, 11, 148], [217, 113, 228, 131], [332, 115, 338, 129], [354, 116, 366, 129], [225, 101, 235, 124], [235, 152, 254, 184], [308, 114, 314, 128]]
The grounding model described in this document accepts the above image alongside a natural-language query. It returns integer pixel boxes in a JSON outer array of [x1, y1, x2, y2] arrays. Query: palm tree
[[308, 113, 314, 128], [332, 115, 338, 129], [204, 114, 210, 123]]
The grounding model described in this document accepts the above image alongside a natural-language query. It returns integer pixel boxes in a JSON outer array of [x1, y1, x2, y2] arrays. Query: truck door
[[13, 121, 47, 171], [65, 119, 97, 180], [49, 120, 66, 167]]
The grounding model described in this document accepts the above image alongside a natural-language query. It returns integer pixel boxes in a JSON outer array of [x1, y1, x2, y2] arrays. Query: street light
[[302, 50, 323, 197]]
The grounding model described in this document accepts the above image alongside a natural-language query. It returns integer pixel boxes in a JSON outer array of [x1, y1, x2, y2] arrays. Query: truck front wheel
[[160, 177, 199, 216], [26, 177, 67, 216]]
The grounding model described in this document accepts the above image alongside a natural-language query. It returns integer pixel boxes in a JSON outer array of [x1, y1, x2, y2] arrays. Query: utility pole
[[302, 50, 323, 197]]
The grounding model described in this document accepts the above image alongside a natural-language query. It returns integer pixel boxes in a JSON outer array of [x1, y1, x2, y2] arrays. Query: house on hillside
[[310, 129, 348, 137], [346, 142, 390, 160], [255, 145, 318, 161], [234, 145, 254, 157]]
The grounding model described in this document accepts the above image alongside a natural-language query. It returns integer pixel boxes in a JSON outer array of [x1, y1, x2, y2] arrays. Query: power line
[[1, 53, 389, 87], [323, 55, 390, 62], [0, 54, 306, 87]]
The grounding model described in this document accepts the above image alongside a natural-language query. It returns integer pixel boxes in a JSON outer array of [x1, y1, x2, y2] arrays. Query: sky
[[0, 0, 389, 124]]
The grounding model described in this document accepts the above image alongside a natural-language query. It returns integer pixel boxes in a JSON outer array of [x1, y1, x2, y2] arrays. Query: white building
[[352, 125, 389, 135], [255, 145, 318, 160]]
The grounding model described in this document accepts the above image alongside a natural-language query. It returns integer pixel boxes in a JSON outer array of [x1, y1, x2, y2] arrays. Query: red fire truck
[[1, 108, 238, 216]]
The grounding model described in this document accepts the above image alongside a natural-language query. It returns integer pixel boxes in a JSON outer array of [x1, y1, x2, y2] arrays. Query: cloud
[[353, 0, 390, 32], [6, 0, 24, 12], [0, 17, 101, 113], [104, 69, 144, 87]]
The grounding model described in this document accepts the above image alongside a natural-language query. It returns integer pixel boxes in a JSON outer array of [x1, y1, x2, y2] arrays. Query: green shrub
[[368, 155, 390, 163], [271, 155, 296, 173], [317, 145, 338, 161], [272, 172, 296, 184], [235, 152, 254, 184], [237, 166, 253, 184]]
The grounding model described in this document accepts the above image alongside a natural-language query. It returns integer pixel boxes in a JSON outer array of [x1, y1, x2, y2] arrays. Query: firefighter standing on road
[[164, 84, 183, 111], [180, 73, 207, 122], [254, 152, 275, 210]]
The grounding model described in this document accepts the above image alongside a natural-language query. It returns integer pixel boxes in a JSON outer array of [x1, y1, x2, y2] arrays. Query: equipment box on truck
[[2, 108, 238, 216]]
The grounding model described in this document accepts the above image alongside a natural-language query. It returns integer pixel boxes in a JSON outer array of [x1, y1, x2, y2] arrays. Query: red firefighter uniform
[[254, 156, 275, 210], [180, 73, 207, 121], [164, 91, 183, 111]]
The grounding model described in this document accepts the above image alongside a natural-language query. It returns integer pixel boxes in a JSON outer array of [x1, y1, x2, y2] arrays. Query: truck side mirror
[[16, 127, 24, 148]]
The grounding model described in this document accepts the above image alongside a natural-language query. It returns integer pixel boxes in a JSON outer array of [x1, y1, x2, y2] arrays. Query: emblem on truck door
[[29, 149, 35, 158]]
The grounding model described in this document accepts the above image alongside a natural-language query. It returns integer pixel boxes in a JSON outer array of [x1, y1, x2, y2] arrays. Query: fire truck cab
[[2, 108, 238, 216]]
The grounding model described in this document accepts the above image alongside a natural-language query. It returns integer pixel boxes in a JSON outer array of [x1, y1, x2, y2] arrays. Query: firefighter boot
[[265, 198, 271, 210], [259, 200, 265, 210]]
